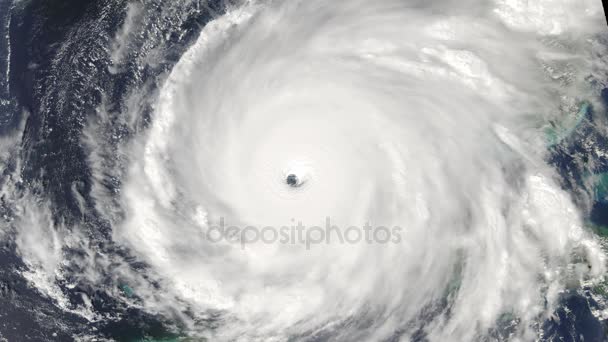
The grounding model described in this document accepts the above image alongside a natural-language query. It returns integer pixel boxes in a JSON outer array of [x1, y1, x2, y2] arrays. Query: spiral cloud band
[[9, 0, 608, 340]]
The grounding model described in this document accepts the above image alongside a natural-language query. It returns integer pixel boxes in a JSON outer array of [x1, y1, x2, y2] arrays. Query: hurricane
[[1, 0, 608, 341]]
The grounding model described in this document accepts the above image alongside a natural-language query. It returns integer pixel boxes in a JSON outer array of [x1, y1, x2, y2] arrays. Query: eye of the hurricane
[[286, 174, 300, 187], [280, 160, 314, 191]]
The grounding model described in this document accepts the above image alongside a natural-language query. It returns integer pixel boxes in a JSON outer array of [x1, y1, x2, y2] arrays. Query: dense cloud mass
[[2, 0, 608, 341]]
